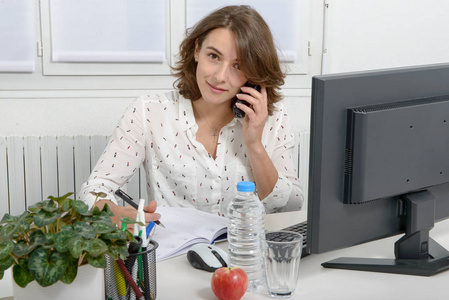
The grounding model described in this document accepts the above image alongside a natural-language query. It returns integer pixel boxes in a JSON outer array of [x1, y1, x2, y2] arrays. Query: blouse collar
[[177, 93, 242, 132]]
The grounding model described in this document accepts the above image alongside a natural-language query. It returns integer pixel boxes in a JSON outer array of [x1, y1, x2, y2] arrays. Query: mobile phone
[[233, 82, 261, 118]]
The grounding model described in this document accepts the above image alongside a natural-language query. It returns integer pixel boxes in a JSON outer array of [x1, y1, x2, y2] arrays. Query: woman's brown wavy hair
[[171, 5, 286, 115]]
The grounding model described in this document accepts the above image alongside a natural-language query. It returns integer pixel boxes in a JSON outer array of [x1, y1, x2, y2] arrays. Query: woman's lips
[[208, 83, 227, 94]]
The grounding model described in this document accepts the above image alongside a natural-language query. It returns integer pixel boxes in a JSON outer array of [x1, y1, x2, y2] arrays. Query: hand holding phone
[[233, 82, 261, 118]]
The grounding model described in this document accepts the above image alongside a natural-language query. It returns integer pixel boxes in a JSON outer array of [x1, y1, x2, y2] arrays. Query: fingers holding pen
[[144, 200, 161, 223], [95, 199, 160, 234]]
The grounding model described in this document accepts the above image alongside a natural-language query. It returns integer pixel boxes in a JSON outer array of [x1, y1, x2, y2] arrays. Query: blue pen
[[146, 221, 155, 239]]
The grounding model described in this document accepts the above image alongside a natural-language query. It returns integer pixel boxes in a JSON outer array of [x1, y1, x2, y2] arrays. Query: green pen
[[138, 230, 144, 287]]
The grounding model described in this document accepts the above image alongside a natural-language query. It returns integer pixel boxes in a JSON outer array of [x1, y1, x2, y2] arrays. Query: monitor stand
[[322, 190, 449, 276]]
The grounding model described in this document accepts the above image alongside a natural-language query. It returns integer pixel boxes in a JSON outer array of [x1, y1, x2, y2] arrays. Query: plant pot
[[12, 264, 104, 300]]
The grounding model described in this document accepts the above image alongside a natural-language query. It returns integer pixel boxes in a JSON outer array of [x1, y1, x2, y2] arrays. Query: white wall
[[322, 0, 449, 74], [3, 0, 449, 138], [0, 90, 311, 137], [0, 0, 318, 137], [0, 97, 131, 136]]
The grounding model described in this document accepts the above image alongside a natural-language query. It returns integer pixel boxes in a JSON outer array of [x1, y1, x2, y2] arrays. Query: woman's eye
[[208, 53, 219, 60], [233, 63, 240, 70]]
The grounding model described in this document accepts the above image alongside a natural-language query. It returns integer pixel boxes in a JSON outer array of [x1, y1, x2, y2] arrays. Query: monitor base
[[322, 238, 449, 277]]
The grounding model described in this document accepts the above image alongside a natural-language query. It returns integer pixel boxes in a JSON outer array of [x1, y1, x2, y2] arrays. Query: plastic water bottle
[[227, 181, 265, 291]]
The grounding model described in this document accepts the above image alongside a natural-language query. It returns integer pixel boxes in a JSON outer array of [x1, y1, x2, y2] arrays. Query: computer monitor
[[307, 63, 449, 276]]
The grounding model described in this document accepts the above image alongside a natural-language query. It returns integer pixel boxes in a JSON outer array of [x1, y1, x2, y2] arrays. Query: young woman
[[79, 5, 303, 228]]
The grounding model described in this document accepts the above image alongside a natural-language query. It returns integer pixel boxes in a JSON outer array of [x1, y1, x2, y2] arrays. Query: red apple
[[211, 267, 248, 300]]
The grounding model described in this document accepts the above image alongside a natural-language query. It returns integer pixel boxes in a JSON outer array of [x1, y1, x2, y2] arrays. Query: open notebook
[[150, 207, 227, 262]]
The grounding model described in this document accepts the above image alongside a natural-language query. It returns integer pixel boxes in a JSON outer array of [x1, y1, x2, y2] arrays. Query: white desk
[[3, 211, 449, 300], [157, 211, 449, 300]]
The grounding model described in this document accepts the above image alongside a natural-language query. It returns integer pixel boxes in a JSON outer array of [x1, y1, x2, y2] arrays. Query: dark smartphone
[[233, 82, 261, 118]]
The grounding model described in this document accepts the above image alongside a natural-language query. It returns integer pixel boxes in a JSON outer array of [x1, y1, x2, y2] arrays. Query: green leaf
[[41, 200, 57, 213], [62, 199, 72, 212], [13, 240, 38, 257], [56, 214, 72, 228], [0, 213, 16, 224], [113, 239, 128, 247], [92, 206, 102, 215], [54, 230, 77, 253], [80, 209, 94, 217], [126, 231, 136, 242], [30, 230, 47, 245], [91, 222, 116, 234], [0, 223, 20, 240], [60, 224, 74, 231], [28, 201, 45, 212], [12, 259, 34, 288], [68, 236, 93, 258], [48, 193, 73, 208], [12, 230, 46, 256], [90, 191, 107, 199], [115, 244, 130, 259], [0, 240, 14, 259], [72, 200, 89, 214], [89, 238, 108, 257], [59, 256, 78, 284], [105, 247, 119, 260], [86, 254, 106, 268], [121, 216, 143, 226], [106, 239, 129, 259], [16, 211, 32, 233], [101, 231, 127, 240], [92, 211, 114, 225], [0, 254, 14, 271], [0, 270, 3, 280], [33, 209, 61, 227], [101, 203, 114, 216], [44, 232, 55, 244], [74, 221, 97, 240], [28, 248, 70, 287]]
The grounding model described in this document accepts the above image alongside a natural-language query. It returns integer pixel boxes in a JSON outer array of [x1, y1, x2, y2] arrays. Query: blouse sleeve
[[78, 97, 146, 208], [261, 105, 304, 213]]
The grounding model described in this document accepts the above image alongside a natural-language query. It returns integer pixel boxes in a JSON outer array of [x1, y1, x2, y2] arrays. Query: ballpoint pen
[[136, 198, 151, 300], [125, 235, 142, 274], [146, 221, 156, 241], [116, 258, 144, 300], [137, 199, 147, 247], [114, 261, 127, 300], [126, 235, 142, 300], [115, 188, 165, 228]]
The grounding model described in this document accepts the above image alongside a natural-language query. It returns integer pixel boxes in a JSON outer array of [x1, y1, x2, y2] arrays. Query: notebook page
[[151, 207, 227, 261]]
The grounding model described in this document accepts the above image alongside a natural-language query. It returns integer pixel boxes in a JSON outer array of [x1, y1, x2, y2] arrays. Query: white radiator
[[1, 133, 309, 216], [0, 136, 145, 216]]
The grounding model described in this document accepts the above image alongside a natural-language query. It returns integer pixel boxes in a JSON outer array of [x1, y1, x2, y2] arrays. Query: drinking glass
[[260, 231, 303, 298]]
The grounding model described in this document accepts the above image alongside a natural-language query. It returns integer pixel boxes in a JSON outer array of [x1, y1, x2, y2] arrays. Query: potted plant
[[0, 192, 138, 299]]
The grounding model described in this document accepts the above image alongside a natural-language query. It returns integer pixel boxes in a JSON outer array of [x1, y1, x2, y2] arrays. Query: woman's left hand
[[235, 85, 268, 148]]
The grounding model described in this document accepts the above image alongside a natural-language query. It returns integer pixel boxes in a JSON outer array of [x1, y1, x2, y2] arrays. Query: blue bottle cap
[[237, 181, 255, 192]]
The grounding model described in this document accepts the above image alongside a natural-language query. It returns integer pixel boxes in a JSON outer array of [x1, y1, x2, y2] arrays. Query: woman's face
[[194, 28, 247, 105]]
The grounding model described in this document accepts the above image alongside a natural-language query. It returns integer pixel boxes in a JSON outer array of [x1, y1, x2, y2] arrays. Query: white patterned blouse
[[79, 91, 303, 216]]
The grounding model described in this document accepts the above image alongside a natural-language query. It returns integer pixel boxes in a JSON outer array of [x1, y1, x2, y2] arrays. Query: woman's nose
[[213, 64, 229, 82]]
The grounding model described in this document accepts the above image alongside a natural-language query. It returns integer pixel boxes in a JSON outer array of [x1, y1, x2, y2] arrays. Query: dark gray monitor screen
[[307, 63, 449, 276]]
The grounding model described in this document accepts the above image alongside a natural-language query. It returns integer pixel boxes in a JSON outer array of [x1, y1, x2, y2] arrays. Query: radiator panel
[[0, 134, 308, 214]]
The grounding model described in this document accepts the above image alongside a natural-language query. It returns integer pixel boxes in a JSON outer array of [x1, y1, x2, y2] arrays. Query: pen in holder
[[105, 240, 158, 300]]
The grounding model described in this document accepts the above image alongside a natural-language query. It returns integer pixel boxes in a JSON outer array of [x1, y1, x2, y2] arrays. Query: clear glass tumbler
[[260, 231, 303, 298]]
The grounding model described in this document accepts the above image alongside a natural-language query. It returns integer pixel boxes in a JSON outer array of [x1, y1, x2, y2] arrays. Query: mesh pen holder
[[105, 240, 158, 300]]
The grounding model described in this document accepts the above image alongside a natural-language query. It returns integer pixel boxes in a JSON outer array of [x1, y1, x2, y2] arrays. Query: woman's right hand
[[94, 199, 161, 234]]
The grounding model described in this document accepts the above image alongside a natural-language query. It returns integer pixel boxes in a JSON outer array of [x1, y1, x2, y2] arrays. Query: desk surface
[[157, 211, 449, 300], [2, 211, 449, 300]]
